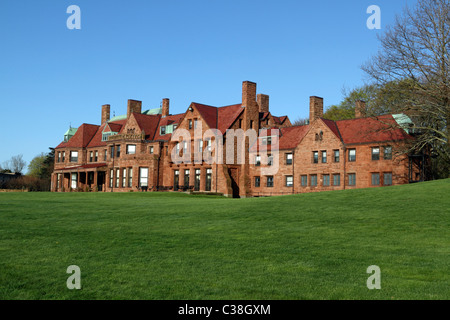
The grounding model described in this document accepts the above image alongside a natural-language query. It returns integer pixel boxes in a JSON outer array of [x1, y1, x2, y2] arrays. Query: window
[[313, 151, 319, 164], [128, 168, 133, 188], [122, 168, 127, 187], [94, 151, 98, 162], [266, 176, 274, 187], [205, 169, 212, 191], [333, 174, 340, 186], [102, 132, 117, 142], [286, 153, 293, 165], [267, 154, 273, 166], [348, 173, 356, 186], [71, 173, 77, 189], [189, 119, 193, 130], [139, 168, 148, 187], [62, 151, 65, 162], [197, 140, 203, 153], [110, 146, 115, 159], [239, 119, 242, 128], [255, 155, 261, 166], [310, 175, 317, 187], [323, 174, 330, 186], [57, 152, 61, 163], [255, 176, 260, 187], [150, 146, 154, 154], [194, 119, 198, 129], [160, 126, 166, 135], [384, 146, 392, 160], [334, 150, 340, 162], [89, 151, 93, 162], [372, 173, 380, 186], [321, 151, 327, 163], [195, 169, 201, 191], [286, 176, 293, 187], [174, 170, 179, 191], [250, 120, 254, 129], [104, 149, 107, 161], [175, 143, 180, 155], [348, 149, 356, 162], [127, 145, 136, 155], [372, 147, 380, 161], [115, 169, 120, 188], [116, 145, 121, 158], [109, 169, 113, 188], [301, 175, 307, 187], [70, 151, 78, 163], [184, 169, 190, 188], [384, 172, 393, 186]]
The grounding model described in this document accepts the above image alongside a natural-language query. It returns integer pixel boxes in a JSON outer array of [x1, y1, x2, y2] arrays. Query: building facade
[[52, 81, 421, 197]]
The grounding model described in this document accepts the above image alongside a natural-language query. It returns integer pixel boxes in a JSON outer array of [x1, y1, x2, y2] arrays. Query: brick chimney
[[242, 81, 259, 132], [355, 100, 366, 118], [257, 94, 269, 113], [309, 96, 323, 123], [101, 104, 110, 124], [127, 99, 142, 118], [162, 98, 169, 118]]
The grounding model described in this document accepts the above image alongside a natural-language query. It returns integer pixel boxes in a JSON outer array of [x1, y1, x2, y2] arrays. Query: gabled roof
[[153, 113, 185, 141], [56, 123, 99, 149], [272, 115, 288, 125], [192, 103, 218, 130], [218, 104, 243, 134], [132, 113, 161, 139], [250, 125, 309, 152]]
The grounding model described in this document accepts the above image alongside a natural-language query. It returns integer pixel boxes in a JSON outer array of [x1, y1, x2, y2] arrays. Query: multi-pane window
[[104, 149, 107, 161], [128, 168, 133, 188], [189, 119, 193, 130], [334, 150, 340, 162], [194, 119, 198, 129], [184, 169, 190, 188], [372, 173, 380, 185], [333, 174, 340, 186], [71, 173, 77, 189], [301, 175, 308, 187], [266, 176, 274, 187], [122, 168, 127, 187], [62, 151, 65, 162], [321, 151, 327, 163], [127, 144, 136, 155], [139, 168, 148, 187], [57, 152, 61, 163], [262, 137, 272, 145], [206, 138, 212, 152], [109, 169, 113, 188], [70, 151, 78, 163], [115, 169, 120, 188], [255, 176, 260, 187], [255, 155, 261, 166], [197, 140, 203, 153], [205, 169, 212, 191], [150, 146, 154, 154], [286, 153, 293, 165], [195, 169, 201, 191], [94, 151, 98, 162], [160, 126, 166, 135], [116, 145, 121, 158], [348, 173, 356, 186], [384, 173, 393, 186], [310, 175, 318, 187], [372, 147, 380, 161], [286, 176, 293, 187], [174, 170, 179, 191], [323, 174, 330, 186], [384, 146, 392, 160], [267, 154, 273, 166], [110, 146, 115, 159], [313, 151, 319, 164], [348, 149, 356, 162], [89, 151, 93, 162]]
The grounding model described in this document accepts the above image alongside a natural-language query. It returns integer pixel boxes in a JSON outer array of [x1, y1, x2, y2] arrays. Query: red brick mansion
[[52, 81, 422, 197]]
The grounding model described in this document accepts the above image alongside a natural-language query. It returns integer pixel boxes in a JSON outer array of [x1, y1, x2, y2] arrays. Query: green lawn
[[0, 179, 449, 300]]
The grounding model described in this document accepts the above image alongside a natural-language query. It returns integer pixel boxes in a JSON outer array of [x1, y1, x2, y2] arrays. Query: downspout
[[343, 145, 346, 190], [292, 149, 295, 195]]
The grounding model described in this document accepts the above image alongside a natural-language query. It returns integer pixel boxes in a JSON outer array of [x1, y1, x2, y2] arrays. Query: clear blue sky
[[0, 0, 417, 169]]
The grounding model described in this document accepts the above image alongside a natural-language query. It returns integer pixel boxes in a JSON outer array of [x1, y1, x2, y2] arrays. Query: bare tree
[[362, 0, 450, 173], [9, 154, 26, 174], [292, 117, 309, 126]]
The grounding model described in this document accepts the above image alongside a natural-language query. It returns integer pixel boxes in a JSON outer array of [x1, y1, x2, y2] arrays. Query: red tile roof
[[55, 124, 99, 149], [332, 115, 413, 145], [193, 103, 218, 129], [153, 113, 185, 141], [218, 104, 243, 134], [132, 113, 161, 139]]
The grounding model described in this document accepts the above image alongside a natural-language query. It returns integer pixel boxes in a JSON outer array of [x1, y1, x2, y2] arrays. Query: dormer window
[[102, 132, 117, 141], [160, 126, 166, 135]]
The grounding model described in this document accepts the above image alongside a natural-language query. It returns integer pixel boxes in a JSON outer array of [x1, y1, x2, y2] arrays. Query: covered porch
[[53, 163, 107, 192]]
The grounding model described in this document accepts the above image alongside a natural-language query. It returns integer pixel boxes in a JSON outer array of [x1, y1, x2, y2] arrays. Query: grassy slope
[[0, 179, 449, 300]]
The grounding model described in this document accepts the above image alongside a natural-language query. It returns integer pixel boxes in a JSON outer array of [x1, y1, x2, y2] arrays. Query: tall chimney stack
[[162, 98, 170, 118], [257, 94, 269, 113], [309, 96, 323, 123], [127, 99, 142, 118], [101, 104, 110, 124], [355, 100, 366, 118]]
